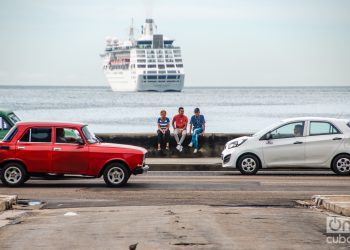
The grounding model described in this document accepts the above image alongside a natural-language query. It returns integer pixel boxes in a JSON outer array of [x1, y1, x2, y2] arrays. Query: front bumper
[[221, 148, 238, 168], [133, 164, 150, 175]]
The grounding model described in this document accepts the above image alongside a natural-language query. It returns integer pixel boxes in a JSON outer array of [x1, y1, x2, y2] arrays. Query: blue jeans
[[191, 128, 203, 149]]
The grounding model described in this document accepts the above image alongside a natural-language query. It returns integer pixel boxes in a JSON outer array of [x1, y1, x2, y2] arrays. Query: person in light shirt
[[172, 107, 188, 152]]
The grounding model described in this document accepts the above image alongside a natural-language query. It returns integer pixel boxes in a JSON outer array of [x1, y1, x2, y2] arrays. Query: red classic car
[[0, 122, 149, 187]]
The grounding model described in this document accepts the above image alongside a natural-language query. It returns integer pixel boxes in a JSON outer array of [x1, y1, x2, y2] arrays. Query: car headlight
[[227, 139, 247, 149]]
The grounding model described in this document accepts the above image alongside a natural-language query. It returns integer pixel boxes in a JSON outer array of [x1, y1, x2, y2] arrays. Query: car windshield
[[2, 126, 18, 142], [8, 113, 20, 124], [347, 121, 350, 128], [82, 126, 99, 144], [252, 121, 282, 137]]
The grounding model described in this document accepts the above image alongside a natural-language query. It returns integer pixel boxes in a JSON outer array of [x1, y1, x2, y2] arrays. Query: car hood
[[97, 143, 147, 153]]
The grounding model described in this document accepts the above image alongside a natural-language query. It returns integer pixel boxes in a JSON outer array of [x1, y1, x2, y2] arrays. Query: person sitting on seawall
[[157, 110, 170, 151], [188, 107, 206, 154], [172, 107, 188, 152]]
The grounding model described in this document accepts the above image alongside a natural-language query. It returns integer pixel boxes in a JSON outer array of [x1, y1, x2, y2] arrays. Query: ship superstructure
[[101, 19, 185, 92]]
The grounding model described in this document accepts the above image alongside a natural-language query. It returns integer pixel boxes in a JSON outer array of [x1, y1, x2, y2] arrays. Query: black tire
[[0, 162, 28, 187], [331, 154, 350, 176], [237, 154, 260, 175], [23, 175, 30, 183], [103, 163, 130, 187]]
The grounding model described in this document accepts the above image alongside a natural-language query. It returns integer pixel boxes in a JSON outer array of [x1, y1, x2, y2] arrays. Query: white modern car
[[222, 117, 350, 175]]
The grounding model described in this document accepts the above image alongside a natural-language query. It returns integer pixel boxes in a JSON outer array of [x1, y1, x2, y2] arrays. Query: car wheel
[[23, 175, 30, 183], [237, 154, 260, 175], [0, 162, 27, 187], [332, 154, 350, 176], [103, 163, 130, 187]]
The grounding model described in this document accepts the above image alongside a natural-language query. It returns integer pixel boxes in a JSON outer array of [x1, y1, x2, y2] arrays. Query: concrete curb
[[312, 195, 350, 217], [0, 195, 18, 212]]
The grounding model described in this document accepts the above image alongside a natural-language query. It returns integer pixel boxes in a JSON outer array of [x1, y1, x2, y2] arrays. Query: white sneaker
[[194, 149, 198, 154], [179, 145, 183, 152], [176, 144, 181, 151], [188, 142, 193, 147]]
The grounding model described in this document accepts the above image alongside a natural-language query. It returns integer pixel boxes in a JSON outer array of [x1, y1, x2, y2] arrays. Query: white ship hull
[[101, 18, 185, 92], [104, 69, 184, 92]]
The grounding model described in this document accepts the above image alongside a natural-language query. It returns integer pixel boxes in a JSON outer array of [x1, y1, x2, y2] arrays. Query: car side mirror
[[265, 133, 272, 140], [77, 138, 85, 145]]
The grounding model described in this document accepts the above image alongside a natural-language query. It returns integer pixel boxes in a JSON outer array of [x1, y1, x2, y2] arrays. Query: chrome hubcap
[[241, 158, 257, 172], [4, 166, 22, 184], [336, 158, 350, 173], [107, 167, 125, 184]]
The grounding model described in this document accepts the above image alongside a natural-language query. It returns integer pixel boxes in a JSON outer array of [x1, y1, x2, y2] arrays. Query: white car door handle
[[333, 137, 342, 141], [17, 146, 25, 150], [53, 147, 61, 151], [293, 141, 303, 144]]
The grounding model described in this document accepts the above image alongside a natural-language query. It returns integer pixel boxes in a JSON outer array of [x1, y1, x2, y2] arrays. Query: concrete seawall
[[96, 133, 251, 158]]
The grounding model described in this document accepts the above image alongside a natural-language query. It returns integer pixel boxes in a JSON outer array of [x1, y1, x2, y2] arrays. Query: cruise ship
[[101, 19, 185, 92]]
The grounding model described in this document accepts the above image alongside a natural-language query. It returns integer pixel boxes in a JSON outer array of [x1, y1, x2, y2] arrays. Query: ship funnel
[[143, 18, 155, 36]]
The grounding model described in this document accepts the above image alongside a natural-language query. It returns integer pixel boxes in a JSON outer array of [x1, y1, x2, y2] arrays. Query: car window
[[2, 127, 18, 142], [269, 122, 305, 139], [347, 121, 350, 128], [82, 126, 99, 144], [20, 128, 52, 143], [0, 117, 10, 130], [56, 128, 82, 144], [309, 121, 340, 136], [8, 113, 20, 124]]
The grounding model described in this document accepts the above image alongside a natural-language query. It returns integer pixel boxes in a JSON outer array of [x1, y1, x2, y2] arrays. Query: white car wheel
[[237, 155, 260, 175], [332, 155, 350, 176]]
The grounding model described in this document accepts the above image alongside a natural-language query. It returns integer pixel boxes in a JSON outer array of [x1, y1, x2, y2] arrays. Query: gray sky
[[0, 0, 349, 87]]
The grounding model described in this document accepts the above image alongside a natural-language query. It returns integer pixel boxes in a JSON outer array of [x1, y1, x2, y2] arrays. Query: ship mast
[[129, 18, 135, 42]]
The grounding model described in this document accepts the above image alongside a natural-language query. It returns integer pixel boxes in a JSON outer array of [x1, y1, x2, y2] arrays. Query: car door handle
[[53, 147, 61, 151], [17, 146, 25, 150], [293, 141, 303, 144], [333, 137, 342, 140]]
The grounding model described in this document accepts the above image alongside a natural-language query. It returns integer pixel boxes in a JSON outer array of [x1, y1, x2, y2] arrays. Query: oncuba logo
[[327, 216, 350, 234]]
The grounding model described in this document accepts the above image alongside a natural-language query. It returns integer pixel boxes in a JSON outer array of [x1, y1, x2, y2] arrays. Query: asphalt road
[[1, 171, 350, 249], [0, 170, 349, 208]]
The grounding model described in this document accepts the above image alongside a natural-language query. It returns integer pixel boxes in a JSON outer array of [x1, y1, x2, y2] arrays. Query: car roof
[[281, 117, 347, 123], [15, 121, 86, 127]]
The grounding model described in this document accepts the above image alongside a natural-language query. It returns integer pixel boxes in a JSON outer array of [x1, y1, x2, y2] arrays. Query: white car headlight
[[227, 138, 247, 149]]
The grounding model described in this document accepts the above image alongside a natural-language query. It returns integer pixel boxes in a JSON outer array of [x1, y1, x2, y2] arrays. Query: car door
[[262, 121, 306, 167], [304, 121, 344, 166], [15, 127, 53, 172], [51, 127, 89, 174]]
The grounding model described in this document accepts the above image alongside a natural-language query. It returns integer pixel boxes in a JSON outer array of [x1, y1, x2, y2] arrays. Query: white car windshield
[[252, 121, 282, 137], [82, 126, 99, 144]]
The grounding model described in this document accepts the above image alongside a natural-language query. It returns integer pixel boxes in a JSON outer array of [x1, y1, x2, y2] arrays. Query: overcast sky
[[0, 0, 349, 87]]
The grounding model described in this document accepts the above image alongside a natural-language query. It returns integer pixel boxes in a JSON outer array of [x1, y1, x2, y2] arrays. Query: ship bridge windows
[[159, 70, 166, 74], [166, 64, 175, 68], [147, 71, 157, 74], [166, 59, 174, 63], [158, 59, 164, 63], [159, 75, 166, 79], [147, 64, 157, 68], [167, 75, 178, 79], [175, 59, 182, 63], [137, 59, 146, 63], [158, 65, 165, 69], [148, 59, 156, 63], [137, 64, 146, 68], [176, 64, 183, 68]]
